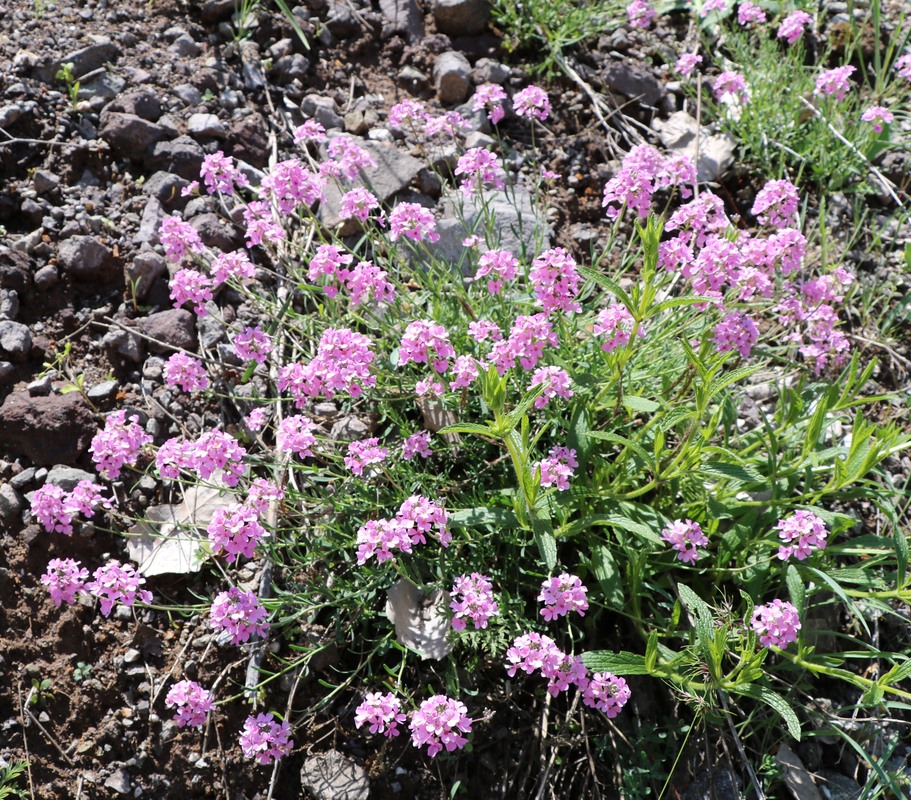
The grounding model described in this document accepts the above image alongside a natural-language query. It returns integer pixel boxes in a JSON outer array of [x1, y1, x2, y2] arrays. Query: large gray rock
[[300, 751, 369, 800], [77, 72, 126, 103], [102, 329, 145, 364], [57, 236, 116, 281], [60, 35, 119, 78], [432, 0, 489, 35], [326, 0, 360, 37], [301, 94, 344, 130], [187, 113, 227, 139], [379, 0, 424, 41], [99, 112, 166, 157], [134, 197, 166, 246], [102, 87, 161, 121], [127, 252, 168, 302], [0, 321, 31, 363], [0, 483, 24, 529], [320, 138, 424, 233], [0, 392, 96, 466], [601, 61, 665, 107], [434, 51, 471, 104], [145, 136, 206, 180], [653, 111, 736, 182], [0, 248, 34, 293], [138, 309, 197, 353], [45, 466, 96, 491]]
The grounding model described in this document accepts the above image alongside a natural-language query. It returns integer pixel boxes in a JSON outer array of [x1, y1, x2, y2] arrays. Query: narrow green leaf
[[708, 365, 763, 400], [699, 461, 764, 483], [588, 430, 653, 466], [603, 514, 662, 544], [578, 266, 634, 310], [622, 395, 661, 414], [438, 422, 499, 438], [645, 631, 659, 672], [733, 684, 801, 740], [786, 565, 805, 618], [581, 650, 650, 675], [532, 517, 557, 572], [589, 544, 624, 610]]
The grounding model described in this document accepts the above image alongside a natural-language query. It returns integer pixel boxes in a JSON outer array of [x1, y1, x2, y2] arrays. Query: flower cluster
[[409, 696, 473, 757], [472, 83, 507, 124], [713, 311, 759, 358], [170, 268, 214, 316], [450, 573, 500, 631], [90, 410, 153, 480], [505, 633, 588, 697], [713, 71, 750, 105], [528, 366, 573, 409], [594, 303, 642, 352], [165, 680, 215, 728], [163, 352, 209, 393], [233, 326, 273, 363], [239, 713, 294, 764], [260, 158, 324, 213], [775, 510, 828, 561], [627, 0, 656, 27], [207, 503, 266, 563], [308, 243, 353, 298], [399, 320, 456, 373], [276, 415, 318, 458], [488, 313, 559, 374], [475, 248, 519, 295], [210, 587, 270, 644], [751, 599, 801, 648], [814, 66, 856, 101], [345, 437, 389, 476], [200, 151, 249, 195], [861, 105, 894, 133], [86, 560, 153, 617], [539, 573, 589, 621], [355, 495, 450, 564], [278, 327, 376, 404], [737, 1, 766, 25], [32, 480, 111, 535], [455, 147, 505, 195], [530, 247, 582, 315], [41, 558, 89, 606], [602, 144, 696, 220], [536, 446, 578, 490], [777, 10, 812, 45], [751, 179, 799, 227], [582, 672, 632, 718], [339, 188, 380, 223], [513, 85, 551, 121], [675, 53, 702, 76], [402, 430, 433, 460], [355, 692, 407, 738], [660, 519, 709, 564], [388, 202, 439, 243], [160, 213, 205, 262]]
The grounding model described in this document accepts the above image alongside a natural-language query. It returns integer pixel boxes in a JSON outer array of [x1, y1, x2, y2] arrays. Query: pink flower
[[339, 188, 380, 223], [277, 328, 376, 404], [528, 366, 573, 409], [326, 137, 377, 181], [355, 692, 407, 738], [449, 355, 480, 390], [424, 110, 470, 138], [450, 573, 499, 631], [861, 105, 894, 133], [293, 119, 327, 143], [455, 147, 505, 196], [276, 415, 318, 458], [409, 696, 472, 757], [713, 312, 759, 358], [402, 431, 432, 460], [475, 249, 519, 295], [207, 503, 265, 563], [602, 168, 654, 220], [246, 478, 284, 516], [751, 178, 800, 227], [777, 10, 812, 45], [751, 599, 801, 648], [897, 54, 911, 81], [388, 99, 429, 130], [192, 430, 248, 486], [713, 71, 750, 104], [415, 378, 444, 397], [260, 158, 324, 213], [41, 558, 88, 606], [582, 672, 631, 718], [776, 510, 828, 561], [163, 352, 209, 393], [200, 151, 249, 195], [397, 495, 450, 546], [170, 269, 214, 316], [504, 632, 590, 696], [388, 202, 439, 243], [536, 446, 578, 491], [399, 320, 456, 373], [814, 66, 856, 101], [90, 410, 153, 480], [675, 53, 703, 77], [31, 484, 74, 534], [594, 303, 643, 352], [355, 496, 450, 565], [700, 0, 726, 17], [514, 85, 551, 121], [627, 0, 656, 27], [246, 405, 269, 430], [488, 313, 559, 374], [165, 680, 215, 728], [737, 1, 766, 25], [233, 326, 273, 363], [211, 250, 255, 285], [539, 573, 589, 621], [160, 213, 205, 263], [467, 319, 502, 342], [86, 560, 153, 617], [308, 243, 353, 298], [530, 247, 582, 315], [210, 587, 269, 644], [472, 83, 507, 124], [239, 713, 293, 764], [660, 519, 709, 563], [243, 201, 285, 247], [344, 437, 389, 476], [345, 260, 395, 307]]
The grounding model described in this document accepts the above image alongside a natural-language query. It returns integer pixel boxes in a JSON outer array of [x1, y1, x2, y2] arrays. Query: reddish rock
[[0, 391, 96, 466]]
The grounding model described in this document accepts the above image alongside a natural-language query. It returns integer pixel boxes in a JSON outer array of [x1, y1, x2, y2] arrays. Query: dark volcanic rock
[[138, 309, 198, 353], [99, 112, 166, 157], [145, 136, 206, 180], [103, 87, 162, 121], [0, 248, 34, 293], [0, 392, 96, 466], [57, 236, 117, 281]]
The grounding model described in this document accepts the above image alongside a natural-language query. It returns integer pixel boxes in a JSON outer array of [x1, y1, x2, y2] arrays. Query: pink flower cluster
[[260, 158, 324, 213], [32, 480, 111, 535], [277, 327, 376, 404], [627, 0, 656, 27], [475, 249, 519, 295], [345, 437, 389, 476], [751, 599, 801, 648], [751, 179, 799, 227], [388, 202, 439, 243], [602, 144, 696, 220], [514, 85, 551, 121], [233, 326, 273, 363], [345, 260, 395, 307], [538, 573, 589, 621], [456, 147, 505, 196], [164, 352, 209, 393], [156, 430, 248, 486], [898, 54, 911, 80], [449, 355, 480, 390], [815, 66, 856, 101], [325, 136, 377, 181], [409, 695, 473, 757], [276, 415, 318, 458], [243, 201, 285, 247], [165, 680, 215, 728], [210, 586, 270, 644], [675, 53, 702, 76], [90, 410, 153, 480], [355, 495, 450, 564], [699, 0, 726, 17], [355, 692, 407, 738], [488, 313, 559, 374], [450, 573, 500, 631], [402, 430, 432, 460], [339, 188, 380, 223], [861, 105, 894, 133], [41, 558, 89, 606], [713, 311, 759, 358], [308, 244, 353, 298], [594, 303, 642, 352], [737, 1, 766, 25], [200, 151, 249, 195], [582, 672, 633, 718], [86, 560, 153, 617], [528, 366, 573, 409], [472, 83, 507, 124], [239, 713, 293, 764], [530, 247, 582, 315], [247, 478, 284, 516], [170, 268, 214, 316], [775, 510, 828, 561], [212, 250, 255, 285], [777, 10, 812, 45], [661, 519, 709, 564], [160, 214, 204, 263], [207, 503, 266, 563], [713, 71, 750, 105], [399, 320, 456, 373], [536, 446, 578, 490], [775, 276, 852, 374]]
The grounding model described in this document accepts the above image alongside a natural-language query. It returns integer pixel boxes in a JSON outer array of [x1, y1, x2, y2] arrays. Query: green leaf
[[622, 395, 660, 414], [732, 684, 801, 740], [644, 630, 659, 672], [581, 650, 650, 675], [588, 544, 624, 610], [449, 507, 518, 528], [437, 422, 499, 438], [578, 266, 634, 310], [708, 365, 763, 400], [588, 430, 653, 466], [699, 461, 764, 483], [804, 566, 871, 639], [651, 296, 720, 314], [603, 514, 662, 545], [786, 565, 805, 618], [532, 517, 557, 572]]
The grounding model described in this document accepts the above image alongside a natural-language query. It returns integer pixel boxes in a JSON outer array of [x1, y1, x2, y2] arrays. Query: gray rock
[[0, 392, 97, 466], [87, 380, 119, 405], [58, 236, 115, 281], [197, 312, 225, 348], [0, 361, 13, 384], [329, 416, 373, 440], [326, 0, 360, 37], [0, 105, 23, 128], [300, 751, 369, 800], [239, 41, 266, 91], [34, 265, 59, 290], [652, 111, 736, 182], [471, 57, 509, 85], [127, 252, 168, 301], [170, 35, 201, 58], [432, 0, 489, 35], [139, 309, 198, 353], [464, 130, 495, 150], [379, 0, 424, 41], [172, 84, 202, 107], [272, 54, 310, 85], [102, 329, 145, 364], [601, 61, 665, 107], [145, 136, 205, 181], [187, 113, 226, 139], [61, 36, 119, 78], [10, 468, 37, 490], [142, 172, 189, 209], [104, 768, 132, 795], [190, 213, 238, 251], [27, 375, 52, 396], [0, 483, 24, 527], [301, 94, 344, 130], [397, 66, 429, 93], [0, 248, 34, 293], [201, 0, 235, 21], [0, 289, 19, 321], [103, 87, 161, 121], [77, 72, 126, 102], [46, 466, 96, 491], [320, 138, 424, 231], [434, 51, 471, 104], [135, 198, 166, 246], [33, 170, 61, 194], [100, 112, 166, 157], [0, 321, 32, 363]]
